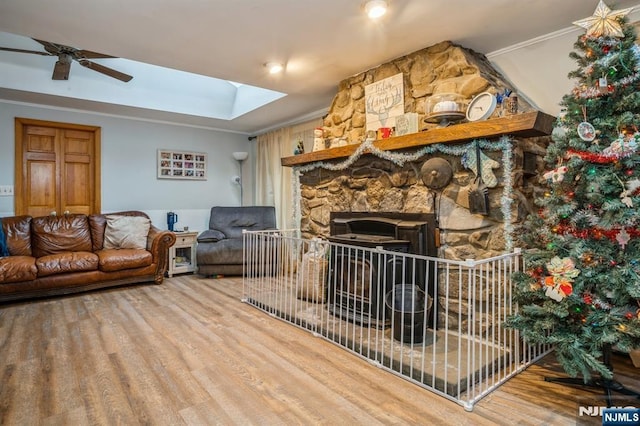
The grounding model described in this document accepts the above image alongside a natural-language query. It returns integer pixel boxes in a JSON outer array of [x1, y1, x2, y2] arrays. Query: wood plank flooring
[[0, 275, 638, 425]]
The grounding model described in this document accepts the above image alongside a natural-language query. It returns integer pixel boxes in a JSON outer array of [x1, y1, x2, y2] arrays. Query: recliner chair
[[196, 206, 276, 276]]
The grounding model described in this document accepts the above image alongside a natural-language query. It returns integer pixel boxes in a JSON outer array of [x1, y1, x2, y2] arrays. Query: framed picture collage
[[157, 150, 207, 180]]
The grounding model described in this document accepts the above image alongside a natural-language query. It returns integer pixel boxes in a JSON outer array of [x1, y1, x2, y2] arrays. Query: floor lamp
[[232, 151, 248, 205]]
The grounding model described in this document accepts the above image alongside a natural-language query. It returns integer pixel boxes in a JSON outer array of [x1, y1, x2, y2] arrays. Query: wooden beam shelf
[[281, 111, 555, 167]]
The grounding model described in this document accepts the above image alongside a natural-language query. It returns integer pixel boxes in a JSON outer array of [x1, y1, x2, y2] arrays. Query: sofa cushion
[[197, 229, 226, 243], [2, 215, 33, 256], [198, 238, 244, 265], [36, 251, 99, 277], [32, 214, 92, 258], [89, 211, 152, 251], [0, 256, 38, 283], [96, 249, 153, 272], [88, 214, 107, 252], [104, 215, 150, 250]]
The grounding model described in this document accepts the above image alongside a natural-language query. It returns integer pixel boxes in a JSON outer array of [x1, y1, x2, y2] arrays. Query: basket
[[296, 256, 328, 303]]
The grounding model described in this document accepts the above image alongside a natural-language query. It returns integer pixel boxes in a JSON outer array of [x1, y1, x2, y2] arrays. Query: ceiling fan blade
[[0, 46, 53, 56], [52, 59, 71, 80], [32, 39, 63, 55], [33, 38, 115, 59], [75, 49, 116, 59], [78, 59, 133, 82]]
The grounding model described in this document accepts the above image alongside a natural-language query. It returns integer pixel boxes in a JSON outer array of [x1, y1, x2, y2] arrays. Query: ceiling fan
[[0, 38, 133, 82]]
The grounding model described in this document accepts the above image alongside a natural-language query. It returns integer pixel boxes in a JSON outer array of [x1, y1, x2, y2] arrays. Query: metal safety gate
[[242, 229, 552, 411]]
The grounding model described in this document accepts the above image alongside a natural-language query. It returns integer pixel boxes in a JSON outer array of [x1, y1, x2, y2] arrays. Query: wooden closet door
[[15, 118, 101, 217], [60, 128, 97, 215]]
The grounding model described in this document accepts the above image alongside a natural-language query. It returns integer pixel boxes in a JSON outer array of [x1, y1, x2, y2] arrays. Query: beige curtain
[[256, 128, 293, 229], [255, 118, 322, 229]]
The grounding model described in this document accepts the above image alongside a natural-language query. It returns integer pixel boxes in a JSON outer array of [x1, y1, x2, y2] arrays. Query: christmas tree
[[505, 0, 640, 381]]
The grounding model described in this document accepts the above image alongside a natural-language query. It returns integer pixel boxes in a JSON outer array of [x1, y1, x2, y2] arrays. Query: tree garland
[[584, 43, 640, 75], [291, 136, 516, 252], [573, 72, 640, 98]]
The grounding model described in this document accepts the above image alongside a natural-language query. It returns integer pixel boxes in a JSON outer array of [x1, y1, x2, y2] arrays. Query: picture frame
[[394, 112, 419, 136], [157, 149, 207, 180]]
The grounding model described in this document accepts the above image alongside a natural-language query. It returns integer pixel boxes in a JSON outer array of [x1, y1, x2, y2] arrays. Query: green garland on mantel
[[291, 135, 516, 252]]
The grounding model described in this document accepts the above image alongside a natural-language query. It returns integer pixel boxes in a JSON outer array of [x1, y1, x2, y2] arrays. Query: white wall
[[0, 101, 254, 232], [488, 26, 585, 116], [488, 9, 640, 116]]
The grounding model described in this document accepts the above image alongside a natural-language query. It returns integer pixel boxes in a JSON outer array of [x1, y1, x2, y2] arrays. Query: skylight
[[0, 32, 286, 120]]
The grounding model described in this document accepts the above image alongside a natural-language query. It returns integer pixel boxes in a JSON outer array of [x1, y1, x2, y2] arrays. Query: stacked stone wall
[[322, 41, 535, 143]]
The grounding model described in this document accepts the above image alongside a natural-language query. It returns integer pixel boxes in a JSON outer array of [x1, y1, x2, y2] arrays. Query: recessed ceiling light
[[365, 0, 387, 19], [265, 62, 284, 74]]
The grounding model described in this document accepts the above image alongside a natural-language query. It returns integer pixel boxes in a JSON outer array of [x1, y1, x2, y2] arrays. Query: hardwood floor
[[0, 275, 638, 425]]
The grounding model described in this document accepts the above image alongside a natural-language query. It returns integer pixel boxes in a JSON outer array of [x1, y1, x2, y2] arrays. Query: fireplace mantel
[[281, 111, 554, 167]]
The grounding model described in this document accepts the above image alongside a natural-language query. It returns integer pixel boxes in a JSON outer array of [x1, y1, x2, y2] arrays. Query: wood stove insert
[[327, 212, 437, 328]]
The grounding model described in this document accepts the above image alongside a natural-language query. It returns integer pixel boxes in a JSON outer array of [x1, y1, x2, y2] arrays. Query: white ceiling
[[1, 0, 639, 135]]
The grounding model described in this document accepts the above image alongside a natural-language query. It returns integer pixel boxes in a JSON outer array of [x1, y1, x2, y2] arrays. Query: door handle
[[50, 211, 57, 216], [64, 210, 70, 215]]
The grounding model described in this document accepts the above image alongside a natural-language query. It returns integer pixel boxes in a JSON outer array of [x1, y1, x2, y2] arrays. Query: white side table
[[168, 231, 198, 277]]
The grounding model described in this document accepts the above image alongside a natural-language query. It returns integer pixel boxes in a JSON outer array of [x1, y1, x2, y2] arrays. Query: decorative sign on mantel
[[157, 149, 207, 180], [365, 73, 404, 132], [395, 112, 419, 136]]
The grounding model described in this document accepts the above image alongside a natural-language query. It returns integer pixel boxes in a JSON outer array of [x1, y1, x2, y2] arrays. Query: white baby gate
[[241, 229, 552, 411]]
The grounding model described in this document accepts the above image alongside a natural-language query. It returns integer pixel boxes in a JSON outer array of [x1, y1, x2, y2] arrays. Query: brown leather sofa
[[0, 211, 176, 303]]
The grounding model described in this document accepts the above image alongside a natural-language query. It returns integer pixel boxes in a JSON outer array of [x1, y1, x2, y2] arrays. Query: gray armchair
[[196, 206, 276, 276]]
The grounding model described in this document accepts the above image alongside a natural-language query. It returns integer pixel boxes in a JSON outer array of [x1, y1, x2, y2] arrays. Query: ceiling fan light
[[265, 62, 284, 74], [365, 0, 387, 19]]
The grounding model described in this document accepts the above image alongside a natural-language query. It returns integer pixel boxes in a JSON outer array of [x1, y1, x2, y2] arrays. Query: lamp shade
[[232, 151, 249, 161]]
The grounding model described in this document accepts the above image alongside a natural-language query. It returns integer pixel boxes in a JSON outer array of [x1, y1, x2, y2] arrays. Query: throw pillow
[[0, 218, 8, 257], [103, 215, 151, 250], [197, 229, 226, 243]]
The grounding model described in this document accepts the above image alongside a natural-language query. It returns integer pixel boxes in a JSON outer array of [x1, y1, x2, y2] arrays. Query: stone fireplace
[[282, 40, 553, 332]]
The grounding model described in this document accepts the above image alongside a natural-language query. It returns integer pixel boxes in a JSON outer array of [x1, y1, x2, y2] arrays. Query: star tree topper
[[573, 0, 632, 38]]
